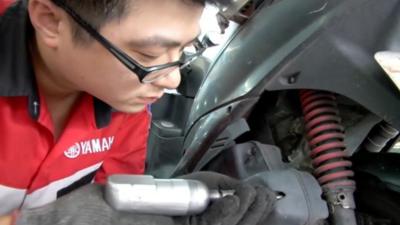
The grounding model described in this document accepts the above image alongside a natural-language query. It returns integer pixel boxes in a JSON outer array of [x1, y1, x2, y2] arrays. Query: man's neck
[[30, 41, 82, 140], [30, 40, 80, 99]]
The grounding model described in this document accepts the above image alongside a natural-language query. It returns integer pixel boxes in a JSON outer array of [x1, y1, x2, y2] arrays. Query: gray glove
[[16, 172, 276, 225], [176, 171, 276, 225], [16, 184, 177, 225]]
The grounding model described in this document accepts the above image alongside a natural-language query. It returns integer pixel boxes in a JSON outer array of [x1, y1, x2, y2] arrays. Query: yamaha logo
[[64, 136, 115, 159], [64, 144, 81, 159]]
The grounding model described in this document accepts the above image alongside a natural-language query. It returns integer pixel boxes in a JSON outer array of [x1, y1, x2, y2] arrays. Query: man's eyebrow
[[127, 33, 201, 49]]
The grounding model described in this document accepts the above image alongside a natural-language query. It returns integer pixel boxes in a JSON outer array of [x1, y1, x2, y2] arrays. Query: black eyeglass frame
[[52, 0, 207, 83]]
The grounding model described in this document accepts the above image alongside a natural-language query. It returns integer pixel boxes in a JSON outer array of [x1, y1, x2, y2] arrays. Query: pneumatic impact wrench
[[105, 175, 235, 216]]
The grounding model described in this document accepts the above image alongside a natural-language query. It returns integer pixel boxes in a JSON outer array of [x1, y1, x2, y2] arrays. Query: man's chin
[[113, 103, 147, 114]]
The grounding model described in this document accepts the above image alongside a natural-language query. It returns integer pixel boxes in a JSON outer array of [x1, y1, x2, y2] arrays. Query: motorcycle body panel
[[186, 0, 400, 135]]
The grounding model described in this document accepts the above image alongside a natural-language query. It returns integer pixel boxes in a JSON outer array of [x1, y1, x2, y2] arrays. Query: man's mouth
[[136, 96, 161, 104]]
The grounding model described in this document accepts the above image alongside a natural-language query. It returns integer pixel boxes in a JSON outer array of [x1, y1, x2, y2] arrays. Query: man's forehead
[[129, 0, 205, 7], [126, 32, 201, 49], [128, 0, 205, 13], [111, 0, 204, 49]]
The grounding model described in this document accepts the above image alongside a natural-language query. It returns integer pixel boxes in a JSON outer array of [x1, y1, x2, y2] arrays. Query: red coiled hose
[[299, 90, 355, 189]]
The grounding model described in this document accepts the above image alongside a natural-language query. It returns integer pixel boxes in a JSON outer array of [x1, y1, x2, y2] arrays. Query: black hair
[[53, 0, 210, 43]]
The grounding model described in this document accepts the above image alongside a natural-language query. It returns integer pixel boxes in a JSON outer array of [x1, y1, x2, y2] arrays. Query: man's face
[[52, 0, 203, 113]]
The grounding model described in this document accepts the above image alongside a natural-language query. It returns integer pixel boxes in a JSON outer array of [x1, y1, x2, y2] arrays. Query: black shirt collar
[[0, 1, 112, 128]]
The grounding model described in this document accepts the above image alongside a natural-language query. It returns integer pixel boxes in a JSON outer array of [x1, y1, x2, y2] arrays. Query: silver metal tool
[[105, 175, 234, 216]]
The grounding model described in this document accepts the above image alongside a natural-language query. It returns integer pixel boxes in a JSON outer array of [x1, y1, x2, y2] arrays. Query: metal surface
[[105, 175, 232, 216]]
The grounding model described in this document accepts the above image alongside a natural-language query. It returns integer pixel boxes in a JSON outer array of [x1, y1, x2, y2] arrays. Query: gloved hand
[[16, 172, 276, 225], [176, 171, 276, 225], [16, 184, 177, 225]]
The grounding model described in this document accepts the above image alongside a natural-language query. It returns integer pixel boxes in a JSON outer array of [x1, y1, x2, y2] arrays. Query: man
[[0, 0, 275, 224]]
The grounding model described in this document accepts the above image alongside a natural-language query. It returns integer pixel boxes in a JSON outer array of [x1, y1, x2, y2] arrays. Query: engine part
[[203, 141, 329, 225], [105, 175, 233, 216], [248, 169, 329, 225], [343, 113, 381, 156], [300, 90, 357, 225], [363, 122, 399, 153], [203, 141, 287, 179], [193, 118, 250, 172]]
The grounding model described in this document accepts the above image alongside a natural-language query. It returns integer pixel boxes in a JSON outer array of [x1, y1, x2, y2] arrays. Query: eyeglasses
[[52, 0, 208, 83]]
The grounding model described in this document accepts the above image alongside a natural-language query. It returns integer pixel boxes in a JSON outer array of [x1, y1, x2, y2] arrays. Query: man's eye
[[139, 53, 159, 60]]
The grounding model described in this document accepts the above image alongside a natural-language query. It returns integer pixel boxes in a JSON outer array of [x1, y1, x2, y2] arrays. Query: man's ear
[[28, 0, 64, 48]]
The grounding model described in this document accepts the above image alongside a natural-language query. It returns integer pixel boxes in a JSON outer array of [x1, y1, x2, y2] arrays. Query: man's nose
[[152, 68, 181, 90]]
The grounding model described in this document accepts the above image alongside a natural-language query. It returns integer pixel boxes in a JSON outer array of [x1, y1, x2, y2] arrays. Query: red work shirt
[[0, 1, 150, 215], [0, 0, 14, 15]]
